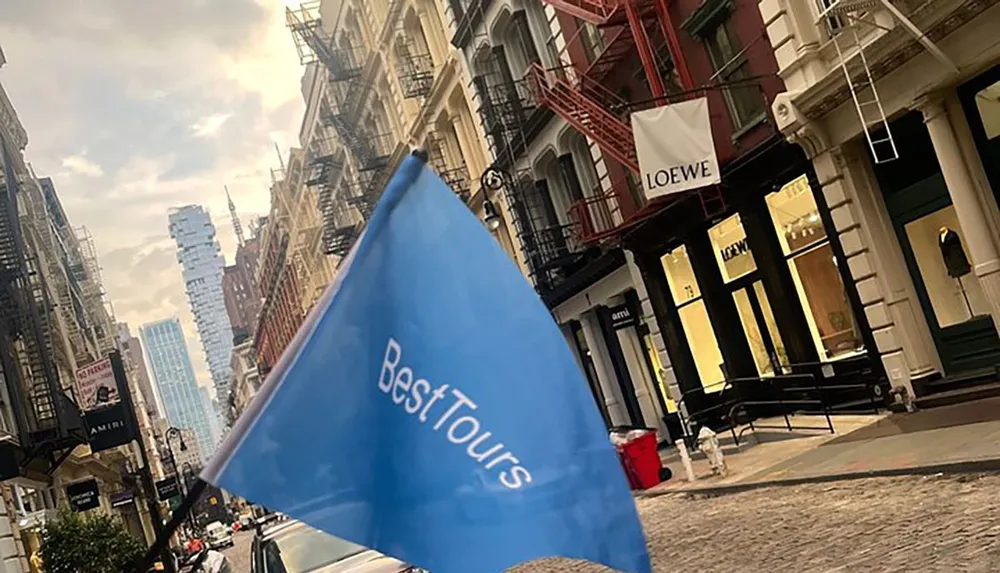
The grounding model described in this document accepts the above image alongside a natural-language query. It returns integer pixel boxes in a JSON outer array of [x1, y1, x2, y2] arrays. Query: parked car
[[251, 520, 427, 573], [205, 521, 235, 550]]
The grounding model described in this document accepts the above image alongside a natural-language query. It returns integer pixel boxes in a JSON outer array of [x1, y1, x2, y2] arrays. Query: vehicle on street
[[204, 521, 235, 550], [251, 520, 427, 573]]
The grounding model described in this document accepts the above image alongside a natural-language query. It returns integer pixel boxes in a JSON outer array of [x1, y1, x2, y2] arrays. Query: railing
[[568, 188, 624, 243], [437, 166, 472, 202], [356, 132, 394, 171], [396, 52, 435, 99], [672, 368, 888, 448]]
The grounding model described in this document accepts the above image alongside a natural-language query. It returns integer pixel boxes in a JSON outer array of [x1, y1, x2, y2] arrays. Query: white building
[[168, 205, 234, 410]]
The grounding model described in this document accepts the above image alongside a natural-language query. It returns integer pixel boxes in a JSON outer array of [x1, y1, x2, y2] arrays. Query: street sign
[[109, 489, 136, 509], [84, 402, 135, 452], [75, 357, 120, 411], [155, 477, 180, 501], [67, 479, 100, 512]]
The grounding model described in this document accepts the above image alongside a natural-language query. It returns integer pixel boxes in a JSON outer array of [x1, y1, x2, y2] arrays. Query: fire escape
[[287, 2, 398, 258], [470, 56, 598, 294], [0, 134, 85, 478], [523, 0, 731, 242], [426, 132, 472, 203]]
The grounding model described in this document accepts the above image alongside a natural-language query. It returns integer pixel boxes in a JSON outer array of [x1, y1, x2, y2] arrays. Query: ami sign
[[631, 97, 720, 199]]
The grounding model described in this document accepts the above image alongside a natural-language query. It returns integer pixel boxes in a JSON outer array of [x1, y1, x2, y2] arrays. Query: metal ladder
[[817, 0, 898, 163]]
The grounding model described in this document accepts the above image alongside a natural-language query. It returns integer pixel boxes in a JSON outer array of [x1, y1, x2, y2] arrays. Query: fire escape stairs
[[538, 0, 622, 26], [529, 63, 638, 174]]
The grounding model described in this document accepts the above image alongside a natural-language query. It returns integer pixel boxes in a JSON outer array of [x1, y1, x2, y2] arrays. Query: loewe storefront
[[631, 140, 885, 424]]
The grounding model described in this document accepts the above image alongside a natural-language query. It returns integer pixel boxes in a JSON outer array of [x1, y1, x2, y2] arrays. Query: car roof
[[260, 519, 302, 540]]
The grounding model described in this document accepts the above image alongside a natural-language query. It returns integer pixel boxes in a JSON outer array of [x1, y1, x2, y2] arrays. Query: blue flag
[[203, 154, 651, 573]]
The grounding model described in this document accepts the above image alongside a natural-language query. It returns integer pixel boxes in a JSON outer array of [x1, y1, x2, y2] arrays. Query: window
[[708, 214, 787, 376], [704, 19, 765, 132], [904, 205, 990, 327], [975, 80, 1000, 140], [661, 245, 726, 392], [577, 19, 606, 64], [766, 175, 865, 361]]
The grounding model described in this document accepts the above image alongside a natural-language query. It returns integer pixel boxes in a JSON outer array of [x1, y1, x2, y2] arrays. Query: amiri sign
[[631, 97, 721, 199]]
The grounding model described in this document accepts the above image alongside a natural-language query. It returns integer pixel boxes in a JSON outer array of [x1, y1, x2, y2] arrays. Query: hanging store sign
[[67, 479, 101, 512], [109, 489, 136, 509], [156, 477, 180, 501], [84, 401, 135, 453], [75, 357, 120, 411], [608, 304, 638, 330], [631, 97, 721, 199]]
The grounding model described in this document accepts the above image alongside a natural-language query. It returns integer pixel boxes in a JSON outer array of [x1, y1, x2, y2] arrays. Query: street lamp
[[479, 166, 506, 232], [164, 427, 187, 474]]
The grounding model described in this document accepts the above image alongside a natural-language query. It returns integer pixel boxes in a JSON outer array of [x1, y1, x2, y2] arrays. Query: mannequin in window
[[938, 226, 974, 318]]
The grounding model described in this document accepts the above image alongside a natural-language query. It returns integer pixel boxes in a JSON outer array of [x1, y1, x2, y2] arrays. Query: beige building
[[761, 0, 1000, 405], [282, 0, 519, 294]]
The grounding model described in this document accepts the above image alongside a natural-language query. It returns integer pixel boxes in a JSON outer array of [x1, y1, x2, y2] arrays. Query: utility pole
[[109, 350, 176, 573]]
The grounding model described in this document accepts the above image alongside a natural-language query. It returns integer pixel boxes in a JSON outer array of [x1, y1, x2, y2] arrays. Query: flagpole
[[129, 478, 208, 573]]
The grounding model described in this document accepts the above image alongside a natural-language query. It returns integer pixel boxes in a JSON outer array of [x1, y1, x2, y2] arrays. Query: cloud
[[191, 113, 233, 138], [61, 154, 104, 177], [0, 0, 305, 393]]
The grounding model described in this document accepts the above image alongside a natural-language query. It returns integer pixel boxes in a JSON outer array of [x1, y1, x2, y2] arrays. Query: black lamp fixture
[[479, 165, 506, 232]]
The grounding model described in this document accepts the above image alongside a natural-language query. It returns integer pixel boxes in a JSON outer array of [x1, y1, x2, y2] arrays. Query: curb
[[636, 457, 1000, 498]]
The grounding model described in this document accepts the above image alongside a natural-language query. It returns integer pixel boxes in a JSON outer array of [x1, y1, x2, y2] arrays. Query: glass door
[[708, 214, 788, 377]]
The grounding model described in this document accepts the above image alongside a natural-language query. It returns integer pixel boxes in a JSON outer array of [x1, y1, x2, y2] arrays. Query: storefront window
[[904, 205, 990, 327], [661, 245, 726, 392], [975, 80, 1000, 140], [708, 214, 757, 282], [643, 332, 677, 413], [767, 175, 865, 361]]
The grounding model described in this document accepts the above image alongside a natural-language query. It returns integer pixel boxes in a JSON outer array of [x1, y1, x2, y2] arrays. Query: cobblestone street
[[515, 474, 1000, 573]]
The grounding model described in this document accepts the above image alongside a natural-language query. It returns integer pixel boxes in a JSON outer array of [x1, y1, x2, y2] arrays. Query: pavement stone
[[510, 473, 1000, 573]]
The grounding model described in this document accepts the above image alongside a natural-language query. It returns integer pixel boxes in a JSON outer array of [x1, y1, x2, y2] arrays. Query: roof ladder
[[818, 0, 898, 163]]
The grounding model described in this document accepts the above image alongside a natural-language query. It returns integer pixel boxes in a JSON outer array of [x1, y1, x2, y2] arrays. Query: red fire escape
[[528, 0, 723, 242]]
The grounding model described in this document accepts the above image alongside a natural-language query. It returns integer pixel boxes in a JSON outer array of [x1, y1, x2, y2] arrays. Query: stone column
[[579, 313, 630, 426], [919, 95, 1000, 333]]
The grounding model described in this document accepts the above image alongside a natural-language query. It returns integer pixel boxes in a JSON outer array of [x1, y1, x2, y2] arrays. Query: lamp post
[[479, 165, 506, 232], [164, 427, 187, 476]]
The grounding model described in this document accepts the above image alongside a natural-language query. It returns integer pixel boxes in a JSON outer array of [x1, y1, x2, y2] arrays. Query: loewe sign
[[631, 97, 721, 199]]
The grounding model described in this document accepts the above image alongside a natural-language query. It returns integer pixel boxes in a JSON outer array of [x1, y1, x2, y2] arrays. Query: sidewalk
[[645, 397, 1000, 496]]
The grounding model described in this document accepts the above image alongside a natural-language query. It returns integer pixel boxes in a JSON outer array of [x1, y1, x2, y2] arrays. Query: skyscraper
[[168, 205, 234, 407], [222, 191, 262, 343], [139, 318, 216, 462], [117, 322, 161, 419]]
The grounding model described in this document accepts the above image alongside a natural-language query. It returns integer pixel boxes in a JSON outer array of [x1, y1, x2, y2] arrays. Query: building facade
[[228, 340, 261, 423], [760, 0, 1000, 406], [168, 205, 234, 407], [139, 319, 216, 462]]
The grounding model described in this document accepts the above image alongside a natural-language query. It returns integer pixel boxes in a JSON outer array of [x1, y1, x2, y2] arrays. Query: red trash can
[[617, 431, 662, 490]]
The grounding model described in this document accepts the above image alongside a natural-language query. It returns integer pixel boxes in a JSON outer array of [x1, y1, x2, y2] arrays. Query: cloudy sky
[[0, 0, 307, 392]]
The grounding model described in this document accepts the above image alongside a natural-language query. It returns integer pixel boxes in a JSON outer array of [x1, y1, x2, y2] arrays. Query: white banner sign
[[631, 97, 721, 199], [75, 357, 119, 411]]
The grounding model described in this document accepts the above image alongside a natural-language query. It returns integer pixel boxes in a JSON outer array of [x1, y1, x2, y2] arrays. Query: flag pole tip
[[411, 148, 429, 164]]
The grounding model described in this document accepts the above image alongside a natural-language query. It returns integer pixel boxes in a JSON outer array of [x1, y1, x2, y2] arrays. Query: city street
[[220, 530, 253, 572], [514, 473, 1000, 573]]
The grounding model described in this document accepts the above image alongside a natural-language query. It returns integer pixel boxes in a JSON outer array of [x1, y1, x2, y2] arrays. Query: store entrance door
[[887, 174, 1000, 373]]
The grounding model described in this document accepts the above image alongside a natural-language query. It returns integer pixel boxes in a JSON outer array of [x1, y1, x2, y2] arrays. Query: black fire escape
[[393, 30, 434, 99], [473, 50, 594, 295], [426, 132, 471, 203], [287, 3, 400, 257], [0, 135, 85, 479]]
